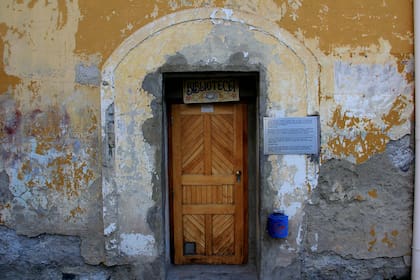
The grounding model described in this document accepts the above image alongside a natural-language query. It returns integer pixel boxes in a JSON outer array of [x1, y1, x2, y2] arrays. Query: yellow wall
[[0, 0, 413, 165]]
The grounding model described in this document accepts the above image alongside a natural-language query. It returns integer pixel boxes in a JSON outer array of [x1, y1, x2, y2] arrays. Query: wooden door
[[170, 103, 247, 264]]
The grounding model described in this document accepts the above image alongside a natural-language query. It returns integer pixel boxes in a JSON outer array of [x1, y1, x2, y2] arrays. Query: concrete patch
[[302, 253, 409, 279], [305, 151, 413, 259], [386, 135, 413, 172], [75, 63, 101, 86]]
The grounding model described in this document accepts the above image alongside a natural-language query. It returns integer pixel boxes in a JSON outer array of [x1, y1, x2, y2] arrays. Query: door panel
[[171, 103, 247, 264]]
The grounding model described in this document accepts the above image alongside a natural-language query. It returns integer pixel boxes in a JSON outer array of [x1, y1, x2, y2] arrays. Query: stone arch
[[101, 8, 320, 116], [100, 7, 320, 272]]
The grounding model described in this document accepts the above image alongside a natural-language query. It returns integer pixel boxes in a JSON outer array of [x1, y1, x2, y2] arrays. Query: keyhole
[[236, 170, 242, 182]]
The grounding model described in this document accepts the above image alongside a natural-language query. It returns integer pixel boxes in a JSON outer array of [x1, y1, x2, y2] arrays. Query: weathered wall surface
[[303, 137, 413, 279], [0, 1, 414, 279]]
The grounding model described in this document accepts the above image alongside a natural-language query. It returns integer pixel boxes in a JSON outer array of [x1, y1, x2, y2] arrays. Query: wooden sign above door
[[183, 79, 239, 103]]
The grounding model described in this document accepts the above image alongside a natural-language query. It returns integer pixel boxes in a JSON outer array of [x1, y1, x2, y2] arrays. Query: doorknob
[[236, 170, 242, 182]]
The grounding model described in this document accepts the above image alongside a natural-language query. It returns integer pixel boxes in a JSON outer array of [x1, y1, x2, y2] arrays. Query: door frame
[[163, 72, 259, 266]]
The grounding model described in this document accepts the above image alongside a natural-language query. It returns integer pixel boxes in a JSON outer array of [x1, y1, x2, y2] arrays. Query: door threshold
[[167, 264, 257, 280]]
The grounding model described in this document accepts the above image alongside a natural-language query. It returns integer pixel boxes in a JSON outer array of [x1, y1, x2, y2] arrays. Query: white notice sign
[[263, 117, 320, 155]]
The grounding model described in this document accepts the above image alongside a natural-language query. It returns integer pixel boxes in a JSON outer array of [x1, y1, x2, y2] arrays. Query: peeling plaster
[[101, 8, 320, 262], [334, 61, 411, 120], [74, 0, 412, 63], [269, 155, 309, 218], [0, 0, 80, 80], [322, 58, 413, 164], [0, 0, 414, 277]]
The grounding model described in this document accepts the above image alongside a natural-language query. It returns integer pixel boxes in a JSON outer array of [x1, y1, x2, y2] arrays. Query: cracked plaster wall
[[0, 1, 414, 279]]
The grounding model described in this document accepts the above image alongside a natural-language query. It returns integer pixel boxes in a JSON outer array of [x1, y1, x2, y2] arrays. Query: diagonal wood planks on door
[[170, 103, 248, 264]]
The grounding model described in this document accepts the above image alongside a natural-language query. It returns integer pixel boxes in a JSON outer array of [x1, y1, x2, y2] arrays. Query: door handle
[[236, 170, 242, 183]]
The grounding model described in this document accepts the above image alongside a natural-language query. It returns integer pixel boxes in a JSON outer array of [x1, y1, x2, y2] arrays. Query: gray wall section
[[302, 136, 413, 279], [0, 225, 159, 280]]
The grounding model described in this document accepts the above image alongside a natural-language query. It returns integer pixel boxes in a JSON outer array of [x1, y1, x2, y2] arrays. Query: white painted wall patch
[[120, 233, 156, 257], [104, 223, 116, 236]]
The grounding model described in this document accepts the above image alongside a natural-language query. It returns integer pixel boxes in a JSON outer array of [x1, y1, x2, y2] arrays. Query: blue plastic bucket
[[267, 213, 288, 238]]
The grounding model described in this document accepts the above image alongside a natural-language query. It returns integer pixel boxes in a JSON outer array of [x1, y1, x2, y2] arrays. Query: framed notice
[[263, 116, 320, 155], [183, 79, 239, 103]]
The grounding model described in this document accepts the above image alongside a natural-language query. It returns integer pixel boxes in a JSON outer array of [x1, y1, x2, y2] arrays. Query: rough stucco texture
[[300, 137, 413, 279], [0, 0, 414, 279], [307, 141, 413, 259]]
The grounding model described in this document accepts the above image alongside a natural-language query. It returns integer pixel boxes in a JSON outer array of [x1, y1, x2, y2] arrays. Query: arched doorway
[[100, 7, 319, 278]]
